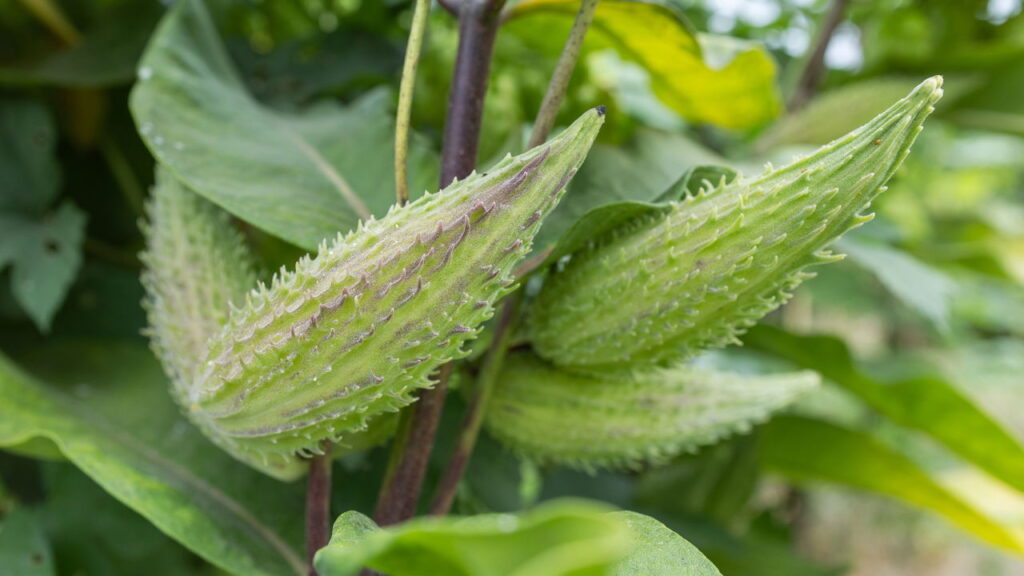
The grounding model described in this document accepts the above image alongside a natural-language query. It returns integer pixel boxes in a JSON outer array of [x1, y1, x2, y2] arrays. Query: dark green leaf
[[0, 507, 54, 576], [0, 3, 163, 88], [0, 202, 87, 332], [0, 100, 60, 214], [760, 415, 1022, 552], [0, 343, 306, 576], [130, 0, 438, 250], [536, 129, 724, 250]]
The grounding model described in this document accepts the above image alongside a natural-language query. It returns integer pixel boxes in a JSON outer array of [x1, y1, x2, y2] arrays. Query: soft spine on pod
[[142, 169, 313, 479], [485, 352, 818, 470], [184, 109, 604, 477], [529, 77, 943, 371], [141, 168, 258, 408]]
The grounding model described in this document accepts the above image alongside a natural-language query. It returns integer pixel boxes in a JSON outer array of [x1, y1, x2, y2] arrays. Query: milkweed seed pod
[[142, 168, 258, 409], [485, 352, 818, 470], [183, 109, 604, 478], [529, 77, 943, 371]]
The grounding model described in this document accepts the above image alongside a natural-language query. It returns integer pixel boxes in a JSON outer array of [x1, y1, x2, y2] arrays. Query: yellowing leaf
[[507, 0, 781, 130]]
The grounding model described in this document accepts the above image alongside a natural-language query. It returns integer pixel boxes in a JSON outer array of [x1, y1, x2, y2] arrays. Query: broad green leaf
[[0, 2, 162, 88], [745, 326, 1024, 496], [948, 59, 1024, 136], [314, 500, 631, 576], [543, 164, 737, 266], [838, 238, 957, 331], [130, 0, 437, 251], [0, 507, 54, 576], [0, 100, 59, 213], [0, 202, 87, 332], [507, 0, 781, 130], [0, 343, 306, 576], [760, 415, 1023, 552], [40, 463, 201, 576], [611, 512, 721, 575], [535, 129, 723, 250]]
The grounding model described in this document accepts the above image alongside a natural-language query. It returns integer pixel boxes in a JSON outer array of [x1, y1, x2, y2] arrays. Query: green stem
[[527, 0, 600, 148], [429, 295, 519, 515], [394, 0, 432, 206]]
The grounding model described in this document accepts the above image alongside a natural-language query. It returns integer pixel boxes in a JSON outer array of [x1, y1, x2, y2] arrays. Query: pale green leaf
[[130, 0, 437, 250], [314, 500, 631, 576], [760, 415, 1023, 552], [839, 238, 957, 331], [0, 343, 306, 576], [611, 512, 721, 575], [746, 326, 1024, 496], [507, 0, 781, 130]]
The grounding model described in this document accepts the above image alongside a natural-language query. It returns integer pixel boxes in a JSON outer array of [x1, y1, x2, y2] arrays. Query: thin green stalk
[[394, 0, 432, 206], [527, 0, 600, 148]]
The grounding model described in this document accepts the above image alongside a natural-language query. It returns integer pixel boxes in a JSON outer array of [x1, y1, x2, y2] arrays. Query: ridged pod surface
[[529, 77, 943, 371], [141, 168, 258, 408], [185, 110, 604, 477], [485, 352, 818, 470]]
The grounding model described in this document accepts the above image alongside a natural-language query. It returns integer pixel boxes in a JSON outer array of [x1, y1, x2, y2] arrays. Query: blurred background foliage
[[1, 0, 1023, 574]]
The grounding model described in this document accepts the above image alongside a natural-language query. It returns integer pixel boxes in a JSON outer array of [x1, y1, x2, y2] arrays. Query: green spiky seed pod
[[187, 109, 604, 476], [485, 352, 818, 470], [529, 77, 943, 371], [141, 168, 258, 408], [142, 170, 312, 479]]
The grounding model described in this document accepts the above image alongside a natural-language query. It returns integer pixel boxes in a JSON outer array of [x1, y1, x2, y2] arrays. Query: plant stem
[[394, 0, 432, 206], [373, 0, 506, 528], [429, 2, 599, 515], [527, 0, 600, 148], [430, 296, 519, 515], [789, 0, 851, 110], [305, 442, 333, 576], [373, 364, 452, 526], [440, 0, 507, 186]]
